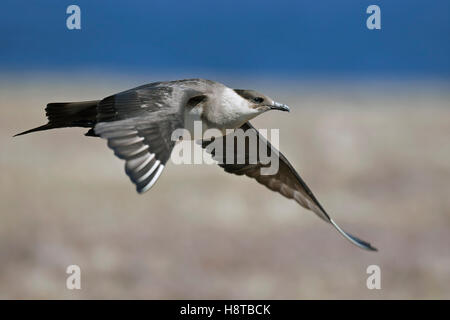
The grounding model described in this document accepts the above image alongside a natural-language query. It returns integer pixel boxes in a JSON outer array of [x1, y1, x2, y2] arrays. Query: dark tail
[[14, 100, 100, 137]]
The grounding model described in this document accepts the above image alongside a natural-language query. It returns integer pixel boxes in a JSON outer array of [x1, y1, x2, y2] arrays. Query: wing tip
[[330, 219, 378, 252], [349, 234, 378, 252], [134, 164, 165, 194]]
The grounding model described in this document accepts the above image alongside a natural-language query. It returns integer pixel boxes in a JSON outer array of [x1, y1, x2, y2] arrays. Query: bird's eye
[[253, 97, 264, 103]]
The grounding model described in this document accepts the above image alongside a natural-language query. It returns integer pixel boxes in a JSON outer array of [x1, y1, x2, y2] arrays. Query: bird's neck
[[205, 88, 256, 129]]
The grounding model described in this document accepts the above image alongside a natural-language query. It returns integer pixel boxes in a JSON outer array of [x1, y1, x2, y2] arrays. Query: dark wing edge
[[202, 122, 377, 251]]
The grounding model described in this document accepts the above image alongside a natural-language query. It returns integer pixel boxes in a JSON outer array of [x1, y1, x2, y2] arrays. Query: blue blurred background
[[1, 0, 449, 78]]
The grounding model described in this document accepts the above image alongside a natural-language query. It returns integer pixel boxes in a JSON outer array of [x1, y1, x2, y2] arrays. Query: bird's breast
[[183, 106, 220, 139]]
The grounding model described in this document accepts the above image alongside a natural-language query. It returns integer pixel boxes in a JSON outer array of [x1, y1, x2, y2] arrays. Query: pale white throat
[[184, 87, 261, 137]]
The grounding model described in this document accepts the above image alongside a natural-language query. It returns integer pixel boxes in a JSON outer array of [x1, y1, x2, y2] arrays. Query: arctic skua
[[15, 78, 376, 251]]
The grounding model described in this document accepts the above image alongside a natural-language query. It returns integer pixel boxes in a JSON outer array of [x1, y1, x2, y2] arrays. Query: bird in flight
[[15, 79, 376, 251]]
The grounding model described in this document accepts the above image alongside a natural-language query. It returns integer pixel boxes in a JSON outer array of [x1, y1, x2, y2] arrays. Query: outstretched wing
[[201, 122, 377, 251], [95, 116, 180, 193], [94, 84, 200, 193]]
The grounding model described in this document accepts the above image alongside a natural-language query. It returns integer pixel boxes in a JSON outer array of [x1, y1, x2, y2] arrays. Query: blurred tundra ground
[[1, 75, 449, 299]]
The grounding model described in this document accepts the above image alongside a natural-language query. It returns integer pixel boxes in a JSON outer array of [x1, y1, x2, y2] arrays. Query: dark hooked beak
[[270, 101, 290, 112]]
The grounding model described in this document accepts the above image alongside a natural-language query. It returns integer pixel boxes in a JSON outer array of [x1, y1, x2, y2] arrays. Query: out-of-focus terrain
[[1, 76, 449, 299]]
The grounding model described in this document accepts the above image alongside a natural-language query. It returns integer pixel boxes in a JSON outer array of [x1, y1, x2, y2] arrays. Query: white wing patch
[[96, 125, 167, 193]]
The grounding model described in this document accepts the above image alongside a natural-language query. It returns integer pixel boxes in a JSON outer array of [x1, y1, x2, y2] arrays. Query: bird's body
[[15, 78, 376, 251]]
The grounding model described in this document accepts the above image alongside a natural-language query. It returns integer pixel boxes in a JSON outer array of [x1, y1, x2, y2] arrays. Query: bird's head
[[234, 89, 290, 113]]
